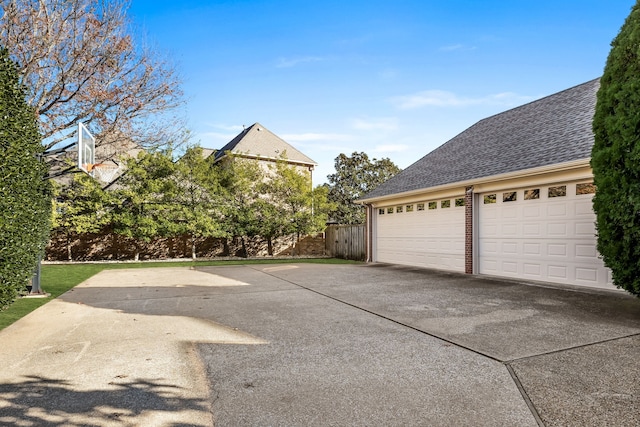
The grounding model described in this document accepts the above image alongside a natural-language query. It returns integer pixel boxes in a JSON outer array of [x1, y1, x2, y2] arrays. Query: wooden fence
[[325, 224, 366, 261]]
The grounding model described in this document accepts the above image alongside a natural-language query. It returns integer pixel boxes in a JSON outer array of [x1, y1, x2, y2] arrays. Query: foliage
[[591, 1, 640, 296], [326, 152, 401, 224], [110, 151, 177, 260], [52, 173, 110, 260], [0, 47, 51, 309], [170, 146, 225, 258], [0, 0, 184, 151], [49, 150, 333, 261], [266, 161, 333, 253], [217, 155, 265, 257]]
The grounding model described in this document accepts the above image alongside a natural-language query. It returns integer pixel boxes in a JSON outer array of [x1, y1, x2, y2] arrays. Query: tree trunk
[[267, 237, 273, 256], [134, 242, 140, 261], [191, 235, 197, 260], [240, 237, 248, 258], [66, 233, 72, 261]]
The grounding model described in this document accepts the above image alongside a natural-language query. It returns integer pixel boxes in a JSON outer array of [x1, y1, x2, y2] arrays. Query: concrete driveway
[[0, 263, 639, 426]]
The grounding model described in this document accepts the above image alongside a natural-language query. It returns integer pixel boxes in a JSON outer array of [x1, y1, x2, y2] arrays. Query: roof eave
[[213, 152, 317, 168], [356, 158, 592, 204]]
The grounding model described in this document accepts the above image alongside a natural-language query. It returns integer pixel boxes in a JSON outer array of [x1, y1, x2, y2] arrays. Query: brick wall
[[465, 186, 474, 274]]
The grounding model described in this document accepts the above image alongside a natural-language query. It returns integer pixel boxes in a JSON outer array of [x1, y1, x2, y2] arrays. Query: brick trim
[[465, 186, 474, 274]]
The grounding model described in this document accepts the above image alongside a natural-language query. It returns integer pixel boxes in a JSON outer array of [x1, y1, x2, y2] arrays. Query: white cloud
[[439, 44, 464, 52], [391, 90, 535, 110], [350, 117, 398, 131], [276, 56, 325, 68], [438, 43, 477, 52]]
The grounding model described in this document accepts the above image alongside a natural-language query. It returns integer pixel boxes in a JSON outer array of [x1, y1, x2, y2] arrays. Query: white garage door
[[376, 198, 465, 272], [479, 182, 612, 289]]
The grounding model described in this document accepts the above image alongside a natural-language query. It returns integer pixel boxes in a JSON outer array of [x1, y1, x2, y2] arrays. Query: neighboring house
[[205, 122, 317, 181], [358, 78, 613, 291]]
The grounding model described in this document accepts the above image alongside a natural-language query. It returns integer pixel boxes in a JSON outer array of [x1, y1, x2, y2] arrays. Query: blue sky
[[129, 0, 634, 184]]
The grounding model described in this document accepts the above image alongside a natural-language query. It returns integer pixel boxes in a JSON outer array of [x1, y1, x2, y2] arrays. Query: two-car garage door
[[373, 180, 611, 289], [478, 182, 611, 288], [376, 198, 465, 272]]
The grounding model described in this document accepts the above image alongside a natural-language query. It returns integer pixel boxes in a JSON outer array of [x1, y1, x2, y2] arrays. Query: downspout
[[366, 204, 373, 262]]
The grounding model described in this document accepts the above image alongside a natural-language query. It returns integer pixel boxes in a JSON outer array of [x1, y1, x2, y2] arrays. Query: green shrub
[[591, 1, 640, 296], [0, 47, 51, 309]]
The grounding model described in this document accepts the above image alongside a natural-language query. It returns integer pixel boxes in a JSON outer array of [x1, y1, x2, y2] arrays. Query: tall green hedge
[[591, 1, 640, 296], [0, 47, 51, 309]]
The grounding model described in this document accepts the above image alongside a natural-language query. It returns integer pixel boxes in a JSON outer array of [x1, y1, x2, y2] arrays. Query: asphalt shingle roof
[[362, 78, 599, 200], [212, 122, 317, 166]]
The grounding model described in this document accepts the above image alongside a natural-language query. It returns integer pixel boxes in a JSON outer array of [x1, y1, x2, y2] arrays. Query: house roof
[[211, 122, 317, 167], [361, 78, 600, 201]]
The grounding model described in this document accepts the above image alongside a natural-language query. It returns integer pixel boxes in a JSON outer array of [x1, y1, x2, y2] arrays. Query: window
[[417, 203, 425, 211], [396, 206, 403, 213], [455, 198, 465, 207], [548, 185, 566, 198], [378, 208, 385, 215], [524, 189, 540, 200], [576, 183, 596, 195], [503, 192, 517, 202], [441, 200, 451, 208], [428, 201, 437, 210], [406, 204, 414, 212], [387, 207, 394, 214], [484, 194, 497, 204]]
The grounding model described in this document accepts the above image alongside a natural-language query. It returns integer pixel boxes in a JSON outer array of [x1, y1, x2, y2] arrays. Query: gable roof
[[361, 78, 600, 201], [212, 122, 317, 167]]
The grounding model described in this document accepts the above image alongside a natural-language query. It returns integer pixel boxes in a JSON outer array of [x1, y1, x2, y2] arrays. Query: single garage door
[[376, 198, 465, 272], [478, 182, 612, 288]]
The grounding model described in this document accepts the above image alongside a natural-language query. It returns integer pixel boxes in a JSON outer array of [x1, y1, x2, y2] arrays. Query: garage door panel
[[523, 263, 541, 277], [523, 243, 541, 255], [575, 244, 597, 258], [546, 222, 567, 237], [376, 202, 464, 272], [523, 205, 540, 217], [501, 223, 518, 236], [547, 265, 568, 280], [547, 203, 567, 217], [575, 199, 595, 216], [479, 186, 612, 289], [523, 223, 541, 236], [501, 261, 518, 273], [575, 221, 596, 237], [547, 243, 567, 257]]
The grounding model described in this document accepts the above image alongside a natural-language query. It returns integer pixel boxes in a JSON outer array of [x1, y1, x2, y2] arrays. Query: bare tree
[[0, 0, 184, 152]]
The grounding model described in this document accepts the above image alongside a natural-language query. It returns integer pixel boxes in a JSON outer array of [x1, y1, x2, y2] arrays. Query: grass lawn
[[0, 258, 359, 332]]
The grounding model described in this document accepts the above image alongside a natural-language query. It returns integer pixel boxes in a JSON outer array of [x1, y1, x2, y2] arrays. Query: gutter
[[356, 158, 591, 205]]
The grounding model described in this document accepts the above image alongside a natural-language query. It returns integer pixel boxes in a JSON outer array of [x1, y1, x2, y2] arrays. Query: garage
[[478, 181, 611, 288], [360, 79, 617, 290], [375, 197, 465, 272]]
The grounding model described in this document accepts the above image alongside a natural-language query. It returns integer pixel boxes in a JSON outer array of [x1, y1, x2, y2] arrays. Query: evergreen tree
[[52, 174, 110, 261], [171, 146, 225, 259], [591, 1, 640, 296], [217, 155, 264, 257], [0, 47, 51, 308], [110, 151, 176, 261]]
